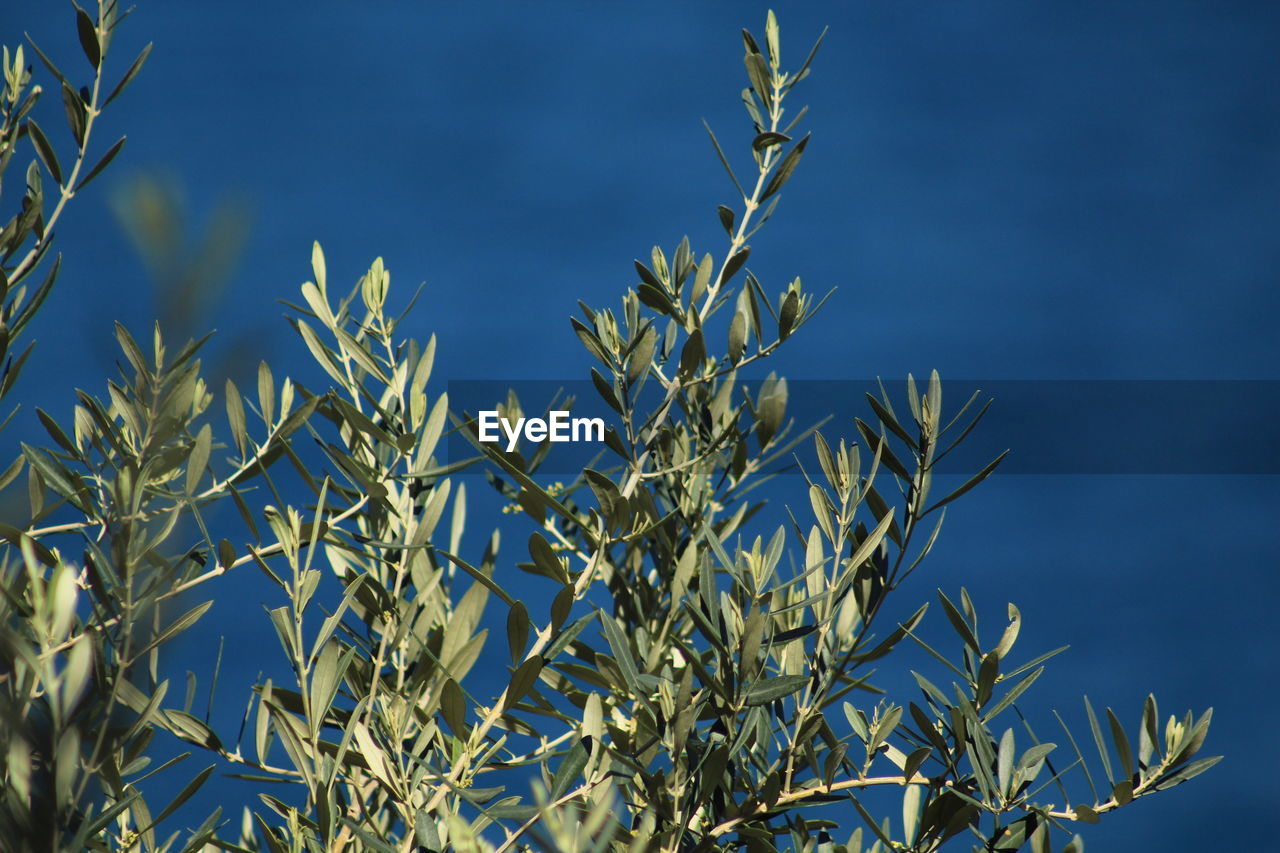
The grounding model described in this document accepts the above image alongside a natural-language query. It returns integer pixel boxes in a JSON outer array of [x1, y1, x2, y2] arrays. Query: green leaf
[[571, 317, 612, 366], [550, 585, 573, 630], [0, 456, 24, 493], [69, 792, 141, 849], [151, 764, 215, 826], [308, 643, 351, 733], [744, 674, 808, 707], [507, 601, 530, 663], [75, 6, 101, 68], [599, 611, 641, 694], [717, 205, 736, 236], [20, 443, 87, 511], [61, 637, 92, 715], [720, 246, 751, 287], [0, 523, 56, 565], [225, 379, 247, 456], [728, 309, 747, 363], [678, 328, 705, 378], [1084, 696, 1114, 785], [923, 450, 1009, 515], [778, 289, 799, 340], [352, 723, 391, 788], [528, 532, 567, 583], [504, 656, 543, 711], [752, 131, 791, 151], [743, 51, 772, 110], [27, 120, 62, 184], [992, 815, 1039, 851], [865, 392, 918, 452], [902, 746, 931, 782], [591, 368, 622, 414], [75, 136, 126, 192], [937, 591, 980, 652], [855, 419, 912, 482], [186, 423, 211, 494], [104, 42, 153, 107], [25, 38, 68, 89], [982, 666, 1045, 723], [756, 374, 787, 448], [853, 603, 927, 664], [638, 282, 677, 317], [847, 509, 894, 573], [258, 361, 275, 425], [994, 603, 1021, 660], [1072, 804, 1100, 824], [764, 10, 781, 66], [485, 803, 538, 823], [997, 727, 1015, 798], [902, 783, 924, 846], [1107, 707, 1134, 781], [550, 738, 591, 799], [692, 253, 714, 304], [334, 326, 388, 383], [1018, 742, 1056, 774], [788, 26, 827, 92], [136, 601, 214, 659], [627, 326, 656, 382], [850, 796, 895, 848], [1139, 693, 1159, 768], [761, 133, 810, 200], [293, 318, 345, 384], [703, 120, 746, 198], [976, 651, 1000, 707], [163, 709, 222, 750], [36, 408, 76, 454], [871, 705, 902, 751], [844, 702, 869, 743], [440, 678, 466, 736], [1152, 755, 1222, 790], [635, 258, 663, 289]]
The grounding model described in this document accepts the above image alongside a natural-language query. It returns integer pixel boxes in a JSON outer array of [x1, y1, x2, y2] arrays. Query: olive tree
[[0, 6, 1216, 852]]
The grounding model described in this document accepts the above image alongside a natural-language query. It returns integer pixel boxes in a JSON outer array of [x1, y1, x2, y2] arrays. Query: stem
[[708, 772, 934, 839], [10, 17, 105, 288]]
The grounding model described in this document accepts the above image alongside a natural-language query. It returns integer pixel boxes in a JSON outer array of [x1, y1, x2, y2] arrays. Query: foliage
[[0, 7, 1217, 853]]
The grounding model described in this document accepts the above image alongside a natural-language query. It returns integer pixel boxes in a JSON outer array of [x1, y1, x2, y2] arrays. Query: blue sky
[[7, 1, 1279, 849]]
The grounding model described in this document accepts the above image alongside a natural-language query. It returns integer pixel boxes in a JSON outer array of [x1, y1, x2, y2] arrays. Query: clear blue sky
[[7, 1, 1279, 849]]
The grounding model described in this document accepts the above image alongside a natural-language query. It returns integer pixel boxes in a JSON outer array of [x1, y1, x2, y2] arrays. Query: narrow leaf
[[76, 136, 126, 192], [28, 120, 62, 184], [105, 43, 154, 106]]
